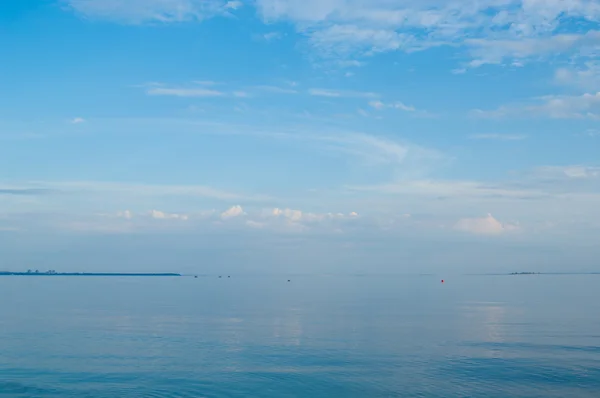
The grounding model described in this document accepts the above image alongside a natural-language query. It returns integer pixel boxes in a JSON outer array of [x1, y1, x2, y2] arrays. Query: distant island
[[509, 272, 541, 275], [0, 270, 181, 277]]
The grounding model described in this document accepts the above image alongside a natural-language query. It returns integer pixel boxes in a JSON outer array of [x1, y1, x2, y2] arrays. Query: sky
[[1, 0, 600, 274]]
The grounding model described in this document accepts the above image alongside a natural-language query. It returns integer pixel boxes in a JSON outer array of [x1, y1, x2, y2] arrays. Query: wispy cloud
[[250, 85, 298, 94], [201, 126, 443, 172], [144, 82, 303, 98], [255, 0, 600, 67], [13, 113, 600, 238], [225, 1, 242, 10], [472, 92, 600, 120], [532, 166, 600, 180], [454, 214, 519, 236], [368, 100, 434, 117], [341, 160, 600, 233], [346, 179, 548, 201], [146, 87, 225, 97], [149, 209, 189, 220], [192, 80, 220, 86], [465, 32, 600, 68], [73, 117, 443, 175], [30, 180, 268, 202], [221, 205, 245, 219], [555, 62, 600, 91], [369, 100, 415, 112], [308, 88, 378, 98], [203, 124, 443, 171], [0, 188, 53, 196], [339, 60, 364, 68], [263, 31, 282, 41], [116, 210, 133, 219], [64, 0, 600, 69], [469, 134, 527, 141], [70, 117, 86, 124], [66, 0, 243, 24], [308, 25, 415, 58]]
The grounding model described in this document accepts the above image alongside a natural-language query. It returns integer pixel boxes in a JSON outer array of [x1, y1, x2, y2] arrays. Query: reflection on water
[[460, 301, 511, 359], [0, 275, 599, 397], [477, 304, 507, 344], [272, 308, 304, 347]]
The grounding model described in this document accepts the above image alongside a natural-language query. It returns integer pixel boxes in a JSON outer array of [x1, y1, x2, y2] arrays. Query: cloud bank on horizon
[[1, 0, 599, 271]]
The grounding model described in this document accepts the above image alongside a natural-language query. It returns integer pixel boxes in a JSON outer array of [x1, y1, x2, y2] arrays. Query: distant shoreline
[[509, 272, 541, 275], [474, 272, 600, 276], [0, 272, 181, 277]]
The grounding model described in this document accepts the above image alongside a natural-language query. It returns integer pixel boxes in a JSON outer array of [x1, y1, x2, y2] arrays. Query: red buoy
[[441, 279, 445, 283]]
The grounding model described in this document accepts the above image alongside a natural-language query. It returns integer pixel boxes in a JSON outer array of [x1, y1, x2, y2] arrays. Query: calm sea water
[[1, 274, 599, 397]]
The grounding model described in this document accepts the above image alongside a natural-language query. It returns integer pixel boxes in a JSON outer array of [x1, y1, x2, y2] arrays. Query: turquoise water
[[1, 275, 599, 397]]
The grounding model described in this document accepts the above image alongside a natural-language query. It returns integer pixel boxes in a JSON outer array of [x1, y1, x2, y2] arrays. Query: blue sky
[[1, 0, 599, 273]]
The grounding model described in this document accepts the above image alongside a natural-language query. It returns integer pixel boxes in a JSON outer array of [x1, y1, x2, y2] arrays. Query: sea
[[1, 274, 599, 397]]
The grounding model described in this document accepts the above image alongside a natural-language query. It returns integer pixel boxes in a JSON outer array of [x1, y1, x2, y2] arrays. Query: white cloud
[[70, 117, 86, 124], [117, 210, 133, 219], [240, 207, 363, 233], [73, 209, 194, 233], [339, 60, 364, 68], [525, 92, 600, 119], [225, 1, 242, 10], [369, 100, 386, 110], [221, 205, 245, 219], [272, 207, 303, 221], [263, 31, 282, 41], [308, 24, 414, 57], [392, 102, 416, 112], [533, 166, 600, 180], [97, 206, 362, 234], [555, 62, 600, 91], [150, 210, 189, 220], [19, 110, 600, 239], [465, 31, 600, 67], [66, 0, 242, 24], [308, 88, 378, 98], [251, 85, 298, 94], [469, 134, 527, 141], [147, 87, 225, 97], [368, 99, 434, 117], [117, 120, 445, 174], [369, 100, 416, 112], [473, 92, 600, 119], [38, 122, 443, 195], [314, 132, 443, 170], [65, 0, 600, 68], [255, 0, 600, 66], [6, 182, 600, 239], [563, 167, 600, 179], [454, 214, 519, 236], [149, 83, 301, 98], [339, 160, 600, 236]]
